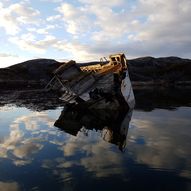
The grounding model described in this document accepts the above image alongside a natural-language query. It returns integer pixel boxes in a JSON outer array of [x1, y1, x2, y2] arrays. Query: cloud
[[54, 41, 101, 61], [53, 0, 191, 60], [0, 2, 40, 35], [0, 52, 18, 58], [27, 25, 56, 35], [46, 15, 62, 22], [9, 34, 58, 53], [1, 0, 191, 66], [0, 56, 28, 68], [57, 3, 94, 35], [127, 0, 191, 56], [78, 0, 125, 7], [40, 0, 62, 2], [0, 53, 21, 68], [0, 0, 190, 67]]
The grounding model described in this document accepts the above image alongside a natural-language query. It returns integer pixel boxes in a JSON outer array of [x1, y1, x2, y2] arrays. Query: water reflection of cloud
[[13, 159, 32, 166], [1, 105, 190, 187], [0, 106, 16, 112], [41, 159, 55, 169], [13, 143, 43, 159], [14, 112, 55, 131], [0, 147, 8, 158], [128, 108, 191, 178], [0, 110, 57, 167], [0, 181, 20, 191], [43, 132, 124, 179], [1, 127, 24, 151], [80, 141, 123, 177]]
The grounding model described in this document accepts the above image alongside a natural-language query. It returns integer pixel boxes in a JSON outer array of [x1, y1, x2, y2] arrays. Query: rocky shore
[[0, 87, 190, 111]]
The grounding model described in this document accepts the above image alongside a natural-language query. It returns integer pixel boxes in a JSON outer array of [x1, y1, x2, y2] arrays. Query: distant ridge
[[0, 56, 191, 89], [128, 56, 191, 82], [0, 59, 62, 81]]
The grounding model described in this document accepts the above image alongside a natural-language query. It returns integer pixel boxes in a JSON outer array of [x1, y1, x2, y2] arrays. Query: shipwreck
[[46, 53, 135, 111]]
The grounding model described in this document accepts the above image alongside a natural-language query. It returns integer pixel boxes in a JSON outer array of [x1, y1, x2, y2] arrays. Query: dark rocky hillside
[[128, 56, 191, 82], [0, 56, 191, 90], [0, 59, 63, 89], [0, 58, 62, 80]]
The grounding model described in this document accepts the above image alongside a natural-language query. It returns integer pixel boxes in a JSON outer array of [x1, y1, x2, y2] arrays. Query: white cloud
[[54, 41, 100, 61], [0, 55, 28, 68], [57, 3, 93, 35], [53, 0, 191, 60], [78, 0, 124, 7], [54, 40, 127, 61], [0, 2, 40, 35], [0, 52, 18, 58], [46, 14, 62, 22], [1, 0, 191, 67], [9, 34, 58, 53], [27, 25, 56, 34], [40, 0, 62, 2], [53, 1, 139, 59]]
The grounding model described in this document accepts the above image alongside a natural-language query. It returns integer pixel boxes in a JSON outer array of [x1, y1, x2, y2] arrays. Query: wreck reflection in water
[[0, 88, 191, 191], [55, 106, 133, 152]]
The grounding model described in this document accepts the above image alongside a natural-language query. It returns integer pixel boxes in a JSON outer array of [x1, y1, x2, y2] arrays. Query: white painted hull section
[[121, 70, 135, 109]]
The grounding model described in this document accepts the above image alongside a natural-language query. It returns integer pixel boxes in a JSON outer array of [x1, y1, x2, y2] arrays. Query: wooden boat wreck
[[45, 53, 135, 111]]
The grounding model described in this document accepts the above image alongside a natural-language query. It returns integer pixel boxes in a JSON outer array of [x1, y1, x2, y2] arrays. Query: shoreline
[[1, 80, 191, 90], [0, 86, 191, 112]]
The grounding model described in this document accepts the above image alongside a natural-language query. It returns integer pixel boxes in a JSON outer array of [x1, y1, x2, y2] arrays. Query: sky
[[0, 0, 191, 68]]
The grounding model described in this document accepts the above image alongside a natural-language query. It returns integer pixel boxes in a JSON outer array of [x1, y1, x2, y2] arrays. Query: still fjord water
[[0, 92, 191, 191]]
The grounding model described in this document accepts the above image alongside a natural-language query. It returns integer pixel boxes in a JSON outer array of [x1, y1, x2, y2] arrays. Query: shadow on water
[[1, 87, 191, 112], [134, 87, 191, 111], [0, 90, 65, 111], [54, 104, 133, 152], [70, 163, 191, 191]]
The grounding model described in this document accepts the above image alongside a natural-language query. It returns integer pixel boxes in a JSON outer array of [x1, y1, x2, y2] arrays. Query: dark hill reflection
[[1, 87, 191, 112], [134, 87, 191, 111], [55, 105, 133, 152]]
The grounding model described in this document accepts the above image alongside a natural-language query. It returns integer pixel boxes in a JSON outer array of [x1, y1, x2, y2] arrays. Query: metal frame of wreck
[[45, 53, 128, 102]]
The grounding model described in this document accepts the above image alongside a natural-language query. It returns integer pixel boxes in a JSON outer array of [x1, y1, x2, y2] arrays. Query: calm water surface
[[0, 95, 191, 191]]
